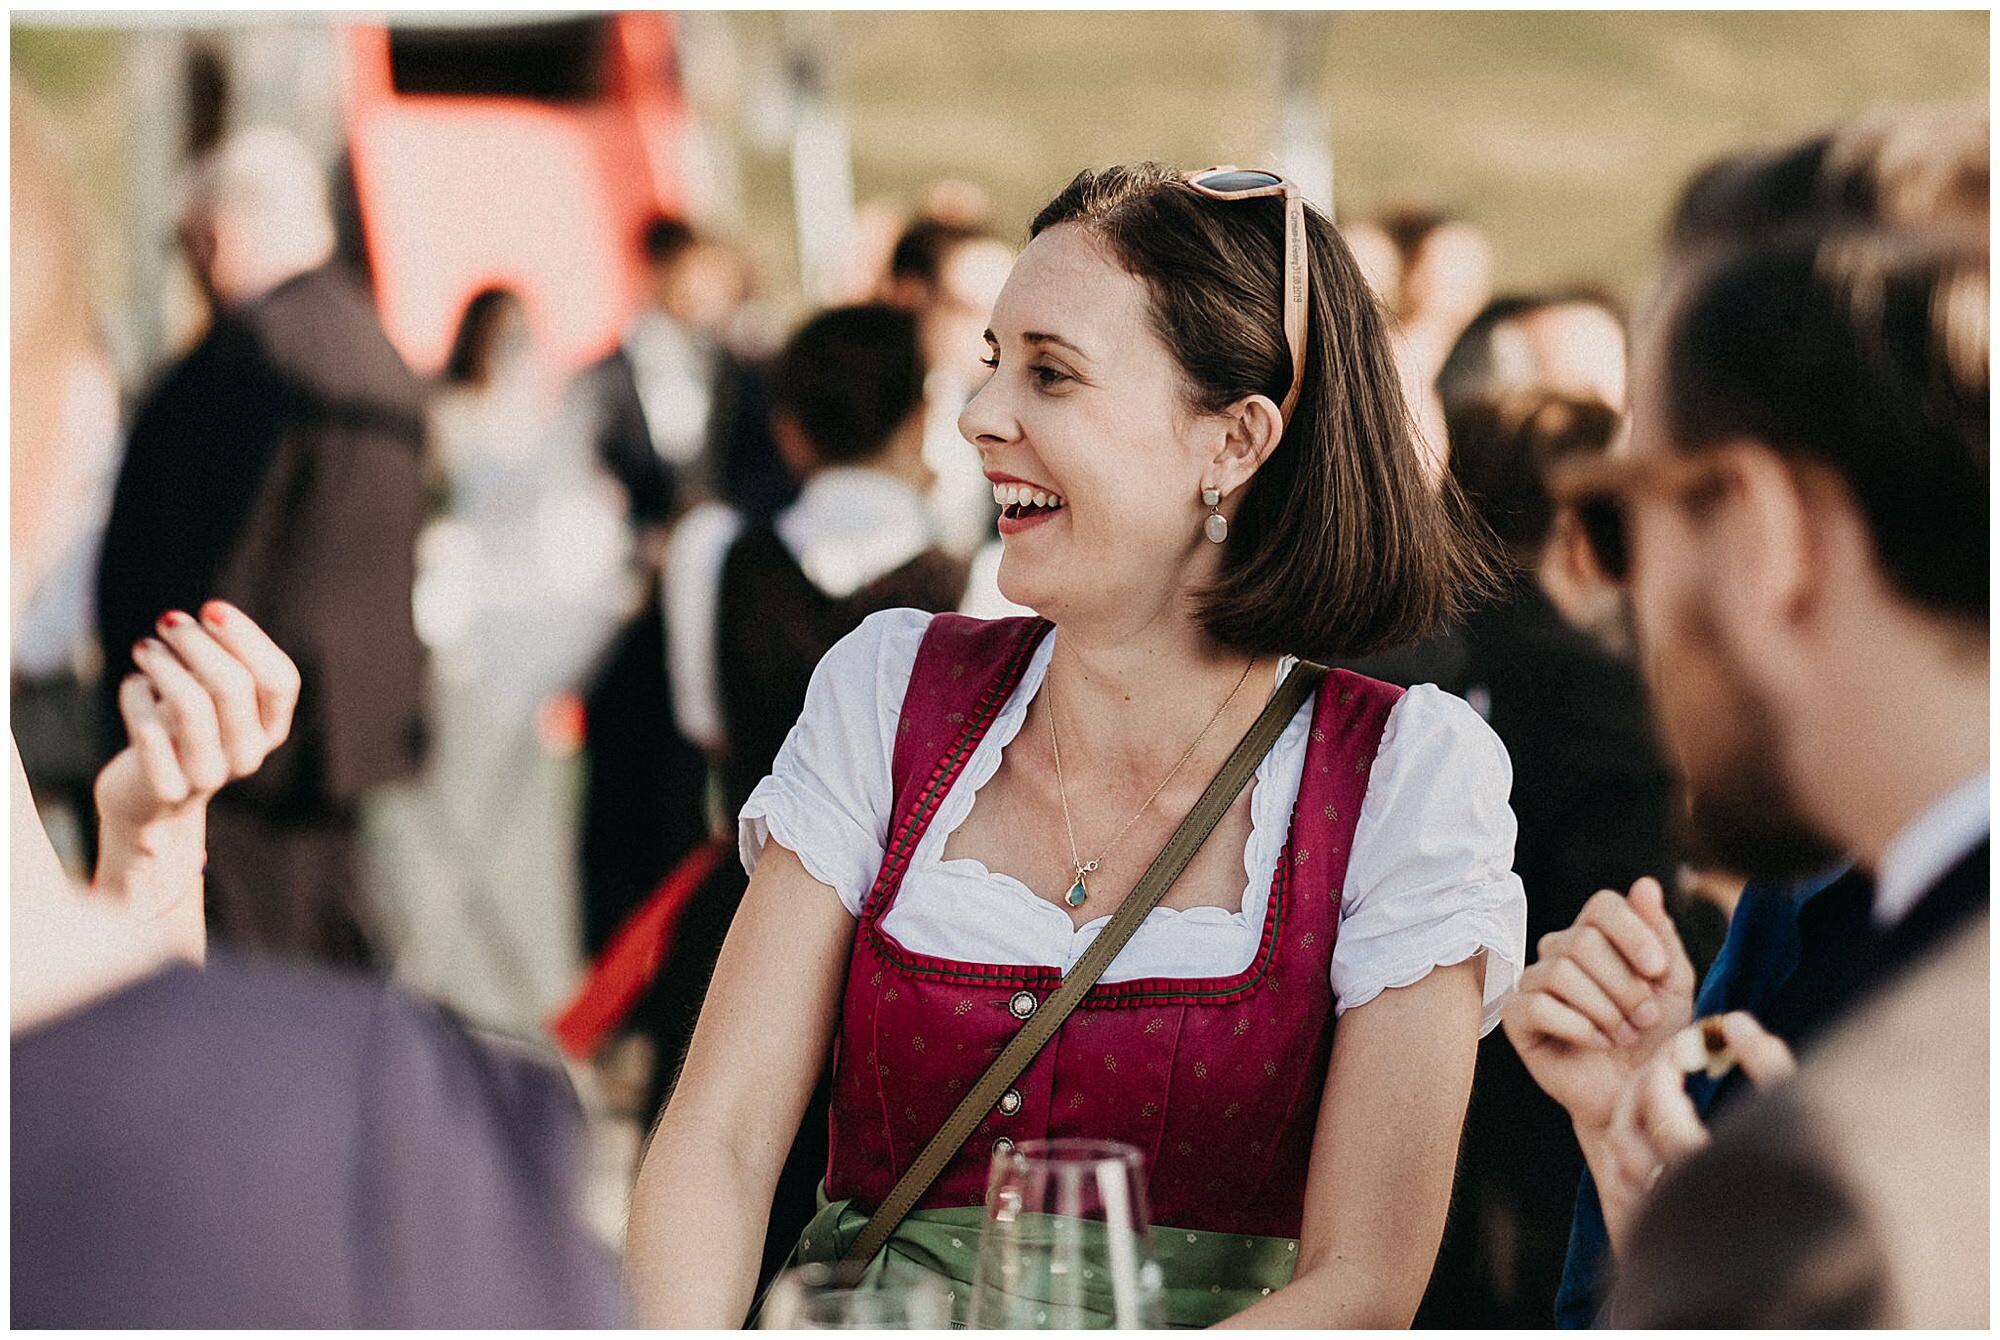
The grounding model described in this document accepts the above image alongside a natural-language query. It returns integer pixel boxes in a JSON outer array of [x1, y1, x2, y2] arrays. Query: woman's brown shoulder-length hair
[[1031, 163, 1501, 663]]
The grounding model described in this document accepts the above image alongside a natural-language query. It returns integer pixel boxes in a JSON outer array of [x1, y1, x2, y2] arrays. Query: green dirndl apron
[[759, 1187, 1300, 1329]]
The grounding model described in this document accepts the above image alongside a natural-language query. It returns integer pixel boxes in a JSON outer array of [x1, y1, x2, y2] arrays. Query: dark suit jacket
[[11, 952, 624, 1328], [578, 342, 796, 526], [96, 264, 428, 812], [572, 340, 793, 954]]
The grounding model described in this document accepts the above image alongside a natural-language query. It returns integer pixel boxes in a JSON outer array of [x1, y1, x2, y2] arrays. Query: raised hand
[[93, 601, 300, 921], [1500, 876, 1697, 1136], [1597, 1011, 1797, 1254]]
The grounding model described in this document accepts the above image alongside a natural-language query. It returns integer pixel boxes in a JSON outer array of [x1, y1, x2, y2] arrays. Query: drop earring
[[1202, 488, 1228, 543]]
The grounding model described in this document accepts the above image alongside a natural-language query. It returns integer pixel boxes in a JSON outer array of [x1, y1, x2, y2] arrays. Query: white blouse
[[742, 609, 1527, 1036]]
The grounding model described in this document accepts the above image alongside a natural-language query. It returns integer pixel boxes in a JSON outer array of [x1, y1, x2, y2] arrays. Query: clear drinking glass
[[968, 1138, 1167, 1329], [758, 1261, 954, 1329]]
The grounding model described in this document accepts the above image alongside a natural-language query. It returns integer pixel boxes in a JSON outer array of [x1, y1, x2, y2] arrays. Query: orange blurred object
[[340, 14, 689, 376], [536, 690, 589, 756], [550, 836, 727, 1059]]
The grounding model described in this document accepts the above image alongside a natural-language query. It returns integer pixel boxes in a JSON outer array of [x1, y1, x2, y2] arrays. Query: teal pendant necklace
[[1047, 647, 1259, 911]]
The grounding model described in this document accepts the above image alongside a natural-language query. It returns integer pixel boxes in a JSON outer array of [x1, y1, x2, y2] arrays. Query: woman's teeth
[[991, 482, 1067, 515]]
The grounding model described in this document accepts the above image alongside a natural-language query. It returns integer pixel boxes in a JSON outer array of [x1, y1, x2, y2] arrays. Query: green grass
[[767, 10, 1987, 301]]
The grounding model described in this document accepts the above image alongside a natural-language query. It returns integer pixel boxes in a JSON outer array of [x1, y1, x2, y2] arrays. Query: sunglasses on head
[[1182, 167, 1309, 423], [1547, 451, 1732, 585]]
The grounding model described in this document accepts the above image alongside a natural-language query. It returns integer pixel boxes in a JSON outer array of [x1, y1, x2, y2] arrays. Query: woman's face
[[958, 224, 1228, 633]]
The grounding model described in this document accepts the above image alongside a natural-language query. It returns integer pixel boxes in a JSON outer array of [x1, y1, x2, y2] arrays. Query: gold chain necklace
[[1047, 649, 1259, 909]]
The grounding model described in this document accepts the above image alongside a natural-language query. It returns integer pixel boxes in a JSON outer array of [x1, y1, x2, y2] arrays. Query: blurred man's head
[[1438, 290, 1630, 418], [1668, 102, 1987, 257], [1380, 206, 1494, 332], [1448, 391, 1629, 647], [177, 127, 336, 310], [882, 218, 1014, 383], [769, 304, 929, 489], [639, 215, 743, 334], [1337, 218, 1402, 309], [1576, 226, 1986, 877]]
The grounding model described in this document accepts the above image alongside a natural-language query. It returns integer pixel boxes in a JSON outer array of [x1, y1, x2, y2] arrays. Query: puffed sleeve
[[1330, 684, 1529, 1036], [738, 607, 935, 915]]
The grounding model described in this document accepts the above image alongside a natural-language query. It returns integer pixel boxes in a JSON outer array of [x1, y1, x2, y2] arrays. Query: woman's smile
[[988, 474, 1069, 535]]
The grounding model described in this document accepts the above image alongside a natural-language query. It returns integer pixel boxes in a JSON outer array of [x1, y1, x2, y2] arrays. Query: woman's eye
[[1029, 364, 1069, 388]]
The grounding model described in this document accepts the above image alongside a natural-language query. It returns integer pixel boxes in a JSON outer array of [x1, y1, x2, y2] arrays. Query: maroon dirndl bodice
[[825, 615, 1402, 1239]]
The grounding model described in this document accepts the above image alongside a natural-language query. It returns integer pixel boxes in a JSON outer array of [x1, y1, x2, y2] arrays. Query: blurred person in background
[[1382, 206, 1497, 372], [1515, 107, 1990, 1326], [1338, 215, 1403, 310], [359, 286, 629, 1032], [881, 215, 1017, 557], [647, 302, 970, 1295], [1379, 205, 1496, 479], [580, 216, 728, 536], [1513, 220, 1986, 1320], [1327, 279, 1615, 698], [1665, 101, 1987, 260], [95, 125, 427, 970], [10, 86, 125, 871], [1416, 393, 1686, 1328], [918, 177, 995, 229], [665, 304, 968, 817], [564, 215, 790, 964], [631, 161, 1521, 1329], [1436, 290, 1630, 424], [11, 140, 620, 1314]]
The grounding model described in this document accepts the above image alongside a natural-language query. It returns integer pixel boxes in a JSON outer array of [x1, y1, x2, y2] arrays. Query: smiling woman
[[627, 162, 1526, 1329]]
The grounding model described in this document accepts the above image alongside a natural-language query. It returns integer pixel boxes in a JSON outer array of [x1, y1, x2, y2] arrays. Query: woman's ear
[[1205, 394, 1286, 498]]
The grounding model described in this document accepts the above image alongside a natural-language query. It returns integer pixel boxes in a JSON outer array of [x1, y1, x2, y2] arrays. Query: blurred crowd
[[10, 61, 1988, 1332]]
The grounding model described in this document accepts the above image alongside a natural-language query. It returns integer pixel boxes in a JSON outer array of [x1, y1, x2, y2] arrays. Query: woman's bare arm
[[624, 841, 855, 1326], [1215, 958, 1483, 1329]]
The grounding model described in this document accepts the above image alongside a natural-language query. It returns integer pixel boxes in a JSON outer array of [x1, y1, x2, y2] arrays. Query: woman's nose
[[957, 371, 1013, 451]]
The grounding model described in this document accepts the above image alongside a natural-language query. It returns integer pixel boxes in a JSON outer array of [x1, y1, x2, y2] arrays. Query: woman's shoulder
[[823, 610, 1046, 681], [804, 608, 934, 698], [1339, 680, 1514, 822], [823, 607, 940, 674], [1378, 681, 1510, 772], [808, 610, 1047, 734]]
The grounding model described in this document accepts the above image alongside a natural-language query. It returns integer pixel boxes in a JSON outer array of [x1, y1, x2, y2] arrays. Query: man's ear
[[1705, 440, 1819, 635], [1204, 394, 1286, 499]]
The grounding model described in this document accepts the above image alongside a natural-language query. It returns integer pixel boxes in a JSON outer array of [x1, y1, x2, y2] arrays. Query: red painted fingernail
[[133, 640, 150, 659], [160, 610, 189, 630], [201, 602, 227, 628]]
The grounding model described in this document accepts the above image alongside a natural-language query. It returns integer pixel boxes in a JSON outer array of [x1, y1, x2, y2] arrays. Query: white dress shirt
[[622, 309, 715, 466], [662, 468, 938, 753], [740, 609, 1529, 1037], [1874, 769, 1990, 928]]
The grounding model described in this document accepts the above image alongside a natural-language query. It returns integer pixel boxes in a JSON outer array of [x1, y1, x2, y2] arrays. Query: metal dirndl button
[[1008, 990, 1038, 1020], [993, 1136, 1016, 1157], [998, 1087, 1024, 1117]]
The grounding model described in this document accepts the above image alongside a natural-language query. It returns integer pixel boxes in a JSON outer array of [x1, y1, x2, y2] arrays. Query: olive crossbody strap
[[840, 658, 1328, 1267]]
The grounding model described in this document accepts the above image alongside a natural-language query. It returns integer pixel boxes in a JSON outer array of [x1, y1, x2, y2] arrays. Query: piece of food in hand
[[1669, 1016, 1738, 1081]]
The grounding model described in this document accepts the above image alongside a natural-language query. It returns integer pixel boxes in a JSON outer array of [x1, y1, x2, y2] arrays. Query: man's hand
[[1500, 876, 1697, 1136], [93, 601, 300, 922], [1598, 1011, 1797, 1254]]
